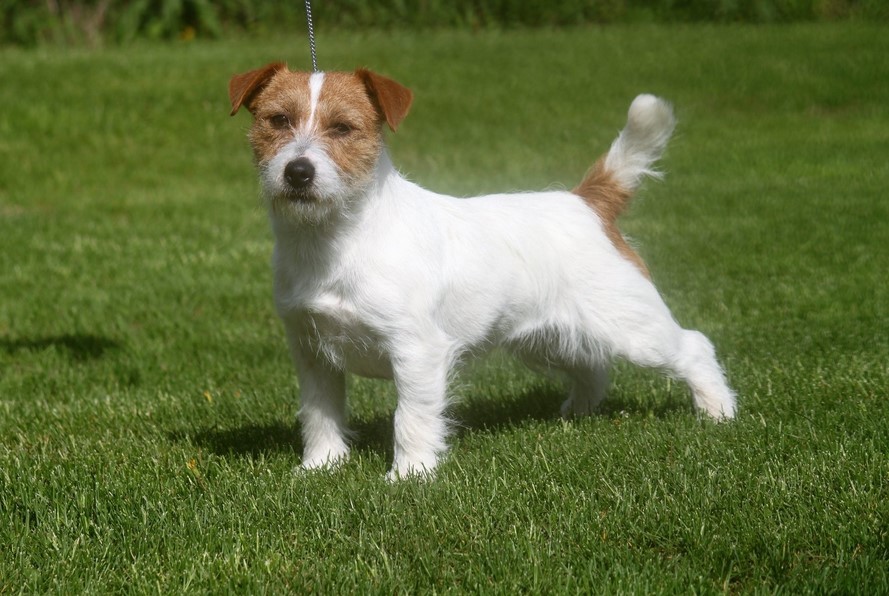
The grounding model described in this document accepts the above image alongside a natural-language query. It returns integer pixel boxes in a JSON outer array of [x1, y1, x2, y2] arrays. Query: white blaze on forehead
[[305, 72, 325, 132]]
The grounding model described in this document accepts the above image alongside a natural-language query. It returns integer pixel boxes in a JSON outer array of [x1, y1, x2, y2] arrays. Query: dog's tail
[[573, 94, 676, 276]]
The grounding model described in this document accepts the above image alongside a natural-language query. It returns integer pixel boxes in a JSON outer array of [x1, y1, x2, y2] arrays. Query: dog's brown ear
[[356, 69, 413, 132], [229, 62, 286, 116]]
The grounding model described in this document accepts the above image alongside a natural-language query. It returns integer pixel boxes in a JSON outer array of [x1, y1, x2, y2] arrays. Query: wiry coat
[[229, 65, 736, 479]]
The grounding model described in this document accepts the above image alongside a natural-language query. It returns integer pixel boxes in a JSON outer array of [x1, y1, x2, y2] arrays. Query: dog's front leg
[[387, 342, 453, 481], [286, 334, 350, 470]]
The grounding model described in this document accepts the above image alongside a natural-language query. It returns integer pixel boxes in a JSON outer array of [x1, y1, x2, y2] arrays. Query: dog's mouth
[[281, 187, 317, 203]]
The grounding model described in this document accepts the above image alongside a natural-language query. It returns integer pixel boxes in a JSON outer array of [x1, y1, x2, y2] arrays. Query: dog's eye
[[330, 122, 354, 137], [268, 114, 291, 129]]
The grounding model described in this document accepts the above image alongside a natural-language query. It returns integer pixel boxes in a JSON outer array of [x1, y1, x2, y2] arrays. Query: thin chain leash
[[304, 0, 319, 72]]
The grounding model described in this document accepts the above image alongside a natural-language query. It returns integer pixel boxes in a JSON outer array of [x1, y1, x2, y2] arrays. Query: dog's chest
[[283, 288, 393, 379]]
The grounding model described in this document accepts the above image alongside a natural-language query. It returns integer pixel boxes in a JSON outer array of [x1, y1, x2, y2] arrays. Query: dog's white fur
[[229, 68, 736, 480]]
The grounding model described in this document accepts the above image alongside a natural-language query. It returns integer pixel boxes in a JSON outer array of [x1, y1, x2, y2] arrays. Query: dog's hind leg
[[671, 329, 737, 420], [561, 362, 610, 418], [614, 318, 736, 420]]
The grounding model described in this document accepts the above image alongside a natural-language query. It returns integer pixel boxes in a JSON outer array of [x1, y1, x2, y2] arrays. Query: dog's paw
[[560, 396, 603, 419], [560, 397, 580, 419], [299, 445, 350, 472], [692, 381, 737, 422], [386, 453, 438, 482], [385, 466, 435, 483], [701, 398, 737, 422]]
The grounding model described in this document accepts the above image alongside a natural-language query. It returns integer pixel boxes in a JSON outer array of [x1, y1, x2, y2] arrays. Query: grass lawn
[[1, 24, 887, 592]]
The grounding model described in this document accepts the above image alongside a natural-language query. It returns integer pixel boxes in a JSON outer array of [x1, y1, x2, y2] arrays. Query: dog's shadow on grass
[[175, 382, 678, 461], [173, 422, 301, 458], [174, 384, 568, 460], [0, 333, 121, 361]]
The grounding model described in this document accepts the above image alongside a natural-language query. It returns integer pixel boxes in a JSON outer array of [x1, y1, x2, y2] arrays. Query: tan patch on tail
[[573, 158, 650, 278]]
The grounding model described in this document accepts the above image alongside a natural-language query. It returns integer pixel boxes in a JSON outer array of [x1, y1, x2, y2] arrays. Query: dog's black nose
[[284, 158, 315, 190]]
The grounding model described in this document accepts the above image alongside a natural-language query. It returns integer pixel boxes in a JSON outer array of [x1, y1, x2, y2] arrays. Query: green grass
[[1, 24, 887, 592]]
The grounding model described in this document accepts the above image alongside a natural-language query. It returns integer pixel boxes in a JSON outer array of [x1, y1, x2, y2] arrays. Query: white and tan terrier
[[229, 64, 736, 480]]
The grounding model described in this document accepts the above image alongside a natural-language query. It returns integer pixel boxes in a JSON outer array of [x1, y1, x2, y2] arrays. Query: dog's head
[[229, 64, 413, 222]]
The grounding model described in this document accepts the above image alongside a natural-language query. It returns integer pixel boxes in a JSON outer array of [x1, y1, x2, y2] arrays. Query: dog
[[228, 64, 737, 480]]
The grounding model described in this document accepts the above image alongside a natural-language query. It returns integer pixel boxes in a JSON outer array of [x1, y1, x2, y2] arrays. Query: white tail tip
[[627, 94, 674, 135], [605, 94, 676, 191]]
